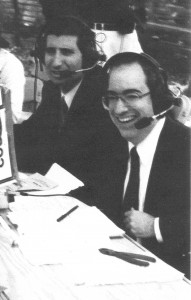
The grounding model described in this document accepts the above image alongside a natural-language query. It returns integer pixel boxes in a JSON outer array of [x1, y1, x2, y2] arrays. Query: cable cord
[[20, 192, 68, 197], [33, 56, 39, 112]]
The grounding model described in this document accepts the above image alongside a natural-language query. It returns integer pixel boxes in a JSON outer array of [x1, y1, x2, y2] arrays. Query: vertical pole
[[12, 0, 21, 46]]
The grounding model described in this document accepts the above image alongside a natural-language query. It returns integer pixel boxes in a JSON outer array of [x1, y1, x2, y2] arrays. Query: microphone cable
[[33, 56, 39, 112], [20, 192, 68, 197]]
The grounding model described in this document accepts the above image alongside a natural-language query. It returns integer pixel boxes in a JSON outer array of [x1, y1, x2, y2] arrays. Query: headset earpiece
[[138, 53, 175, 113]]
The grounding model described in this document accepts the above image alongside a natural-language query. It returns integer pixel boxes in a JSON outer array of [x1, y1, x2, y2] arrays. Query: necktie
[[123, 147, 140, 212], [59, 93, 68, 128]]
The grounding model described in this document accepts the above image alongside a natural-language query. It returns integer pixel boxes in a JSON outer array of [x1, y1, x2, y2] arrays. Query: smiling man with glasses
[[98, 52, 190, 278], [102, 59, 156, 145]]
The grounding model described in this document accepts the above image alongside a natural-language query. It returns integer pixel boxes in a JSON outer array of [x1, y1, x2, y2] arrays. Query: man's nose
[[114, 98, 129, 114], [52, 51, 63, 66]]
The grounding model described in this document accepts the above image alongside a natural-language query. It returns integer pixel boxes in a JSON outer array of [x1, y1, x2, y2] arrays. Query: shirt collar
[[129, 118, 166, 166], [61, 80, 82, 108]]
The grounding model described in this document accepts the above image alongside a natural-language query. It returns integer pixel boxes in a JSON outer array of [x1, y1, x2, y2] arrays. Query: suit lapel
[[144, 118, 175, 214], [69, 70, 100, 112]]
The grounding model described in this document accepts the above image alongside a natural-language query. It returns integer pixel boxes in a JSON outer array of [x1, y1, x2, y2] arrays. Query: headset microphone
[[135, 98, 181, 129], [74, 61, 99, 73], [74, 53, 106, 72], [59, 63, 97, 78], [59, 60, 102, 78]]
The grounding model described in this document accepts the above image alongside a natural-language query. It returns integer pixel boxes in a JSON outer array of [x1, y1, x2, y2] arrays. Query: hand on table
[[123, 208, 155, 238]]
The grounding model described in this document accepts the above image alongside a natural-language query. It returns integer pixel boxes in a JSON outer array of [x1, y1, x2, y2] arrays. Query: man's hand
[[123, 208, 155, 238]]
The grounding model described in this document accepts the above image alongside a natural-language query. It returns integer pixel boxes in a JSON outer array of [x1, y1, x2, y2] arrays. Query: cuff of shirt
[[154, 217, 163, 242]]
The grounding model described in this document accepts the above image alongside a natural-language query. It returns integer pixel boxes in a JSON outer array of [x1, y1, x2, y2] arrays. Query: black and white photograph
[[0, 1, 190, 299]]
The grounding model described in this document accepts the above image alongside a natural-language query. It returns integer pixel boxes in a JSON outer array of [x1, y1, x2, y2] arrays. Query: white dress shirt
[[123, 118, 166, 242], [61, 81, 82, 109]]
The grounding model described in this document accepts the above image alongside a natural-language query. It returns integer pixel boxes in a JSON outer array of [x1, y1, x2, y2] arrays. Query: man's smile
[[114, 113, 139, 126], [50, 70, 72, 79]]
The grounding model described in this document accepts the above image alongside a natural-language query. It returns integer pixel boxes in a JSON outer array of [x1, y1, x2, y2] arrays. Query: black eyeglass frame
[[102, 91, 151, 110]]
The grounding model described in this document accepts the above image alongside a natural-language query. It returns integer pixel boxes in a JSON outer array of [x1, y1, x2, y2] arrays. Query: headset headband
[[104, 52, 164, 74]]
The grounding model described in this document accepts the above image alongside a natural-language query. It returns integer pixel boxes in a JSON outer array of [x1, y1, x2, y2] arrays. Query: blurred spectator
[[169, 83, 191, 127], [39, 0, 143, 59], [90, 1, 143, 60], [0, 39, 25, 124]]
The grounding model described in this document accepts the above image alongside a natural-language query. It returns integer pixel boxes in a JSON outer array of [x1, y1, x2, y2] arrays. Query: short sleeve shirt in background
[[0, 49, 25, 124]]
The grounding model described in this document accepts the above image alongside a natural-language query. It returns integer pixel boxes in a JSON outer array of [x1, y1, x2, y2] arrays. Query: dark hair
[[103, 52, 174, 114], [34, 15, 102, 68]]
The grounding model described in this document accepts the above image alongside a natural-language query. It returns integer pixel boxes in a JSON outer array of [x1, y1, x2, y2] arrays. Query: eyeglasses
[[102, 91, 150, 110]]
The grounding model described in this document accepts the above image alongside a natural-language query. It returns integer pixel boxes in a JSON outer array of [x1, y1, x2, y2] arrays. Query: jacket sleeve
[[13, 82, 56, 173]]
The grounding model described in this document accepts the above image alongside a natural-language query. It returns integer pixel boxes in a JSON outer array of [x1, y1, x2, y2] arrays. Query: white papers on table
[[0, 266, 8, 291], [1, 172, 57, 194], [8, 194, 121, 265], [17, 173, 57, 191], [8, 198, 124, 265], [55, 249, 184, 286], [9, 194, 83, 215], [8, 195, 184, 285], [1, 163, 84, 194]]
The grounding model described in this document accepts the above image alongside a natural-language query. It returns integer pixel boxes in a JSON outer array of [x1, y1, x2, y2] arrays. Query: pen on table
[[109, 235, 124, 240], [57, 205, 79, 222], [0, 216, 19, 246]]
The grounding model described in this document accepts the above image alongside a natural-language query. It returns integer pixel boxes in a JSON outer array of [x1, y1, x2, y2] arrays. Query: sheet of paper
[[58, 248, 184, 286], [9, 194, 83, 212], [16, 218, 184, 286], [0, 239, 9, 289], [17, 173, 57, 191], [1, 172, 57, 193], [8, 198, 124, 265], [1, 162, 84, 195], [45, 163, 84, 194]]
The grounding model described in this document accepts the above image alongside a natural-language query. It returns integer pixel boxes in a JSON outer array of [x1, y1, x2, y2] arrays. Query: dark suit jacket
[[141, 118, 190, 276], [14, 66, 125, 185], [74, 117, 190, 276]]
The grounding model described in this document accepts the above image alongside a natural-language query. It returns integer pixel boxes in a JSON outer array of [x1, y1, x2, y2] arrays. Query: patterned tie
[[59, 93, 68, 128], [123, 147, 140, 212]]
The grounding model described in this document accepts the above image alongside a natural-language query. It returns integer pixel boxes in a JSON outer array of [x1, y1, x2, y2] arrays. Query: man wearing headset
[[92, 52, 190, 278], [14, 16, 125, 185]]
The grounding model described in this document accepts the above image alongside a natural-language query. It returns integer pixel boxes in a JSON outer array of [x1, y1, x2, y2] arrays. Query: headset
[[31, 15, 106, 71], [103, 52, 181, 129]]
